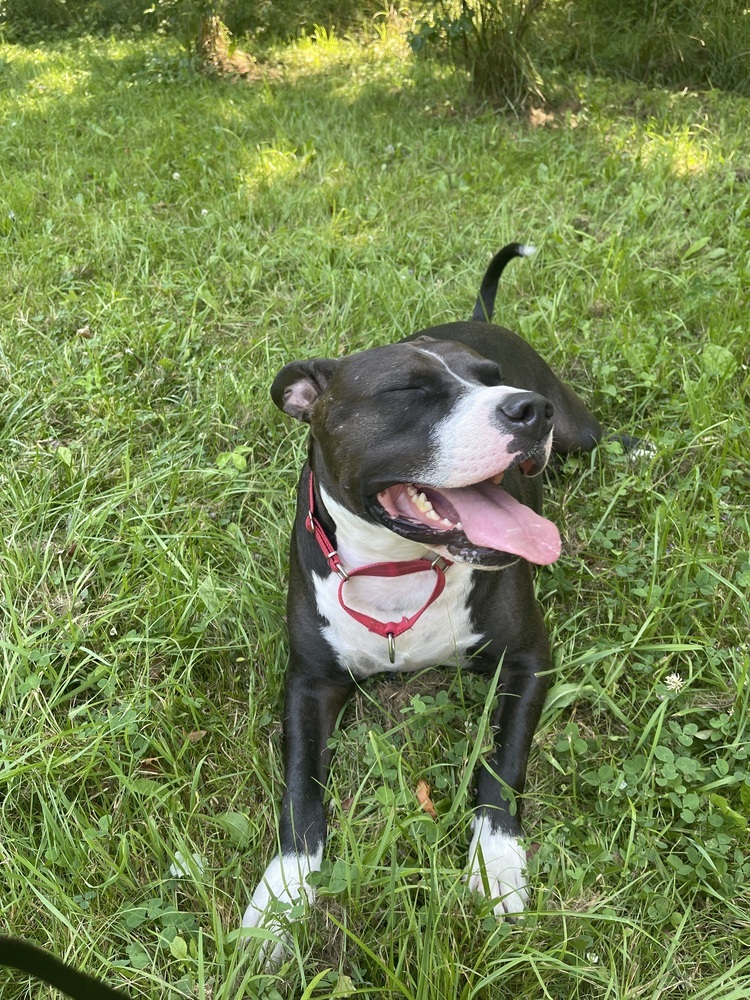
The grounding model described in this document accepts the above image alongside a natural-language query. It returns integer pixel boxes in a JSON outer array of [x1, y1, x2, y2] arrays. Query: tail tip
[[517, 244, 537, 257]]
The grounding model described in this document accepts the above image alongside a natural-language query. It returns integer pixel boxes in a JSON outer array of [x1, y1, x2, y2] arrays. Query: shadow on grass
[[5, 32, 749, 134]]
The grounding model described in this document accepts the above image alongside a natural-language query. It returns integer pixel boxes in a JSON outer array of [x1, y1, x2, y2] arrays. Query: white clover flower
[[664, 673, 684, 692], [172, 171, 181, 180]]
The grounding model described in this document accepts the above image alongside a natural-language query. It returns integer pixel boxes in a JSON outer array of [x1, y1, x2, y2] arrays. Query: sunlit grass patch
[[638, 122, 714, 178]]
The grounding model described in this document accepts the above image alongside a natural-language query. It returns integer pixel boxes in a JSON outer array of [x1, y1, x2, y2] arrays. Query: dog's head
[[272, 338, 560, 568]]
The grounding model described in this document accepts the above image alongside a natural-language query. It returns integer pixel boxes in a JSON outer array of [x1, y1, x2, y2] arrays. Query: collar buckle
[[431, 555, 450, 574], [331, 555, 349, 582]]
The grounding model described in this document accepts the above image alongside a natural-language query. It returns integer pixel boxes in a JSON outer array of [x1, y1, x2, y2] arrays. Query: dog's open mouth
[[374, 456, 561, 566]]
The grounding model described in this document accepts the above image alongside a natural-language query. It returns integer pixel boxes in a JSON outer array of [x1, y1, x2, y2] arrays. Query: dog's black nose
[[497, 391, 553, 434]]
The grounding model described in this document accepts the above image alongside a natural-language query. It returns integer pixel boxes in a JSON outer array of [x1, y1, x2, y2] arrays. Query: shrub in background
[[2, 0, 747, 100], [0, 0, 386, 42], [560, 0, 750, 95], [0, 0, 154, 39], [408, 0, 547, 109]]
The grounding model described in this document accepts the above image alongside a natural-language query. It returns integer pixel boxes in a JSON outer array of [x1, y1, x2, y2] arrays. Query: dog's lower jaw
[[242, 848, 323, 967], [467, 817, 529, 917]]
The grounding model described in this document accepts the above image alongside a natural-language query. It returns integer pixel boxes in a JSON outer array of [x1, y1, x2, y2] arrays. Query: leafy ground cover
[[0, 24, 748, 1000]]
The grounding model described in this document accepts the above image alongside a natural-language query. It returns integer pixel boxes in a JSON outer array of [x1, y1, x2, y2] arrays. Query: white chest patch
[[313, 492, 483, 678]]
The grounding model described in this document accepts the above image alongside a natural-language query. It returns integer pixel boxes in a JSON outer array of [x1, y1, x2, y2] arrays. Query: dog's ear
[[271, 358, 339, 422]]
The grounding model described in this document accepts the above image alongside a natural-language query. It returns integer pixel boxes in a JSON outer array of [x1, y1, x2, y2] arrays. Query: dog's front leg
[[468, 648, 551, 918], [243, 667, 352, 963]]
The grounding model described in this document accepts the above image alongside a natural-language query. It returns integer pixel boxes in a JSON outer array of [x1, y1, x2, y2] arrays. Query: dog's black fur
[[0, 936, 128, 999]]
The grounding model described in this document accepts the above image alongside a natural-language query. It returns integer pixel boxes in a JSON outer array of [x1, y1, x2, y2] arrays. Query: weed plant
[[409, 0, 546, 109], [0, 24, 749, 1000], [558, 0, 750, 96]]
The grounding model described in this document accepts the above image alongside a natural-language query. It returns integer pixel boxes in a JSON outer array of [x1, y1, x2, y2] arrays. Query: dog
[[241, 243, 604, 963]]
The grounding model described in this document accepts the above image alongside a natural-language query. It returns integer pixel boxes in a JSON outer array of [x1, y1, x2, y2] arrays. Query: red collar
[[305, 470, 451, 663]]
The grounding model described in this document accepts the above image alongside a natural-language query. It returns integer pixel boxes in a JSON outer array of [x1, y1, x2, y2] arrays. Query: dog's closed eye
[[471, 360, 503, 386], [376, 383, 429, 397]]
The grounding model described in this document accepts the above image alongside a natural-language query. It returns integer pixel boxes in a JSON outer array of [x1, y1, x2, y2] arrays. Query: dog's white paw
[[242, 850, 322, 967], [467, 820, 528, 917]]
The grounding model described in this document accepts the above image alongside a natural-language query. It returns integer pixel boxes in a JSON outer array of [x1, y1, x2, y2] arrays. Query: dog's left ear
[[271, 358, 339, 422]]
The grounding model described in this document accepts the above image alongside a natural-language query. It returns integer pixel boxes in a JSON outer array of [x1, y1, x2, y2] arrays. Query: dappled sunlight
[[233, 136, 357, 211], [0, 45, 92, 99], [638, 124, 714, 177], [263, 23, 416, 97], [242, 145, 307, 190]]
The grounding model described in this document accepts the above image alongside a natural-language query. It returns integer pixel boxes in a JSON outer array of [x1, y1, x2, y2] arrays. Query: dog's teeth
[[492, 472, 504, 485], [441, 517, 454, 528], [426, 510, 440, 521], [456, 521, 463, 531], [412, 492, 434, 513], [406, 485, 417, 497]]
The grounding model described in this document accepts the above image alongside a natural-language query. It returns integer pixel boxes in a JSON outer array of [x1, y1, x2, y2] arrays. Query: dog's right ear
[[271, 358, 339, 422]]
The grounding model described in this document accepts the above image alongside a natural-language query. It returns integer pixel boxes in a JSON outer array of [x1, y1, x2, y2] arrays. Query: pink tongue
[[439, 483, 561, 565]]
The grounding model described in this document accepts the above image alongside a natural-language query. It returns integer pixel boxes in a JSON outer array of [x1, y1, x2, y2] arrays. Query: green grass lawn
[[1, 24, 749, 1000]]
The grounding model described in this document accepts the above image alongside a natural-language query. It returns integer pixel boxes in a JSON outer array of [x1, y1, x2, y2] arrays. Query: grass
[[0, 22, 749, 1000]]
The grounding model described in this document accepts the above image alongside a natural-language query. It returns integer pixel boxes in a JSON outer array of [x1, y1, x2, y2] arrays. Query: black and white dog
[[242, 244, 603, 962]]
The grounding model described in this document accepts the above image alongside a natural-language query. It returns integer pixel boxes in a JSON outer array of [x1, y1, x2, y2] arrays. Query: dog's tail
[[471, 243, 536, 323]]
